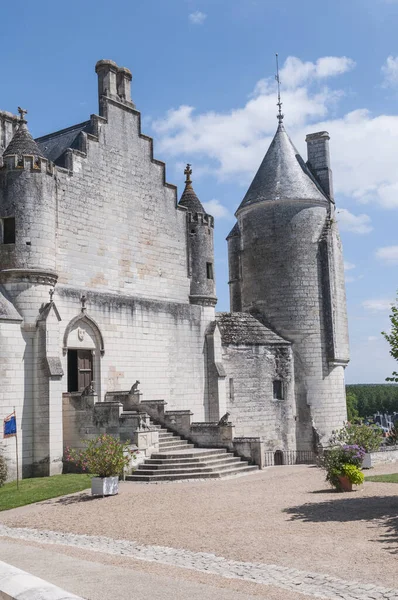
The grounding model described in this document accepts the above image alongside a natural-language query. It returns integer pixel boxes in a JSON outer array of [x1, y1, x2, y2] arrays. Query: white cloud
[[362, 299, 393, 312], [337, 208, 373, 234], [344, 261, 356, 271], [189, 11, 207, 24], [279, 56, 355, 89], [367, 336, 379, 342], [382, 55, 398, 87], [376, 245, 398, 264], [151, 54, 398, 211], [202, 199, 232, 219]]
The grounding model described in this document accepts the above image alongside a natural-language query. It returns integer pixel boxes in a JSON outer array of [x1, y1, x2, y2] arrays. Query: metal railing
[[264, 450, 317, 466]]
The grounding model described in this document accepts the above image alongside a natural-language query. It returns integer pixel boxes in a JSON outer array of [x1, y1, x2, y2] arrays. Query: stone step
[[158, 433, 176, 439], [151, 448, 228, 460], [127, 465, 258, 482], [158, 440, 192, 448], [136, 461, 246, 475], [158, 445, 195, 453], [144, 455, 243, 468]]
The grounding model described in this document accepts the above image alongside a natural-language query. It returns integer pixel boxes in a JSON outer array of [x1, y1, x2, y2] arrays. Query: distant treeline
[[346, 384, 398, 419]]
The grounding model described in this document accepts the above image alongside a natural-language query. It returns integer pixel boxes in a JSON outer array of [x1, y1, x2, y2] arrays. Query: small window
[[273, 380, 284, 400], [206, 262, 213, 280], [2, 217, 15, 244]]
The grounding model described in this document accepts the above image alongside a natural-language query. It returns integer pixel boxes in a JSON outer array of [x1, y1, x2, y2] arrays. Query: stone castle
[[0, 60, 349, 479]]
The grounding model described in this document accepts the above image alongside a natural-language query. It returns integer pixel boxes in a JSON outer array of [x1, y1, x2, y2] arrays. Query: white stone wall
[[0, 321, 29, 480], [55, 102, 190, 303], [220, 343, 296, 451], [57, 289, 212, 419]]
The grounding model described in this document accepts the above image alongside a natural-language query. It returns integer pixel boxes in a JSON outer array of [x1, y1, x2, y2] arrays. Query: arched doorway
[[274, 450, 284, 466], [63, 314, 104, 399]]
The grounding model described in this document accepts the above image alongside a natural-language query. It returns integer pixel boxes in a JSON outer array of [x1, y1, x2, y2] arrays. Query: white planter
[[362, 453, 372, 469], [91, 476, 119, 496]]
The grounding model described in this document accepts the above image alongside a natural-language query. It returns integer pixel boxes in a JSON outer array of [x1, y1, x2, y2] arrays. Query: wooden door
[[77, 350, 93, 391]]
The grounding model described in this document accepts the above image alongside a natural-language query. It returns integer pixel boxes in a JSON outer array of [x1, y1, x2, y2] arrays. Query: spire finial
[[17, 107, 28, 123], [275, 54, 284, 124], [184, 163, 192, 185]]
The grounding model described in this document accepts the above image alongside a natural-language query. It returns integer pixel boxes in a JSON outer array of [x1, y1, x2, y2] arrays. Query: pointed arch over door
[[63, 313, 105, 356]]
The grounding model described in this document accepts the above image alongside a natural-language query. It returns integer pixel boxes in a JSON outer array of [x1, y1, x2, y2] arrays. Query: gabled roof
[[237, 122, 328, 212], [3, 122, 45, 159], [215, 312, 290, 345], [36, 121, 90, 164], [178, 182, 205, 213]]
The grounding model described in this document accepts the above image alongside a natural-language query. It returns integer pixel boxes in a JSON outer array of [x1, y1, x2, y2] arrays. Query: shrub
[[65, 434, 136, 478], [330, 423, 383, 453], [320, 444, 365, 488], [0, 453, 7, 487], [341, 464, 364, 485], [386, 423, 398, 446]]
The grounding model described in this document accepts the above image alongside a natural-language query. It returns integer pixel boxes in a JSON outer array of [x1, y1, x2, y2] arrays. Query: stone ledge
[[0, 559, 83, 599]]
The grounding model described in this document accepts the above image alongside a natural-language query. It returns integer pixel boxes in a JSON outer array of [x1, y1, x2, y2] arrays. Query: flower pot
[[91, 476, 119, 496], [337, 475, 353, 492], [362, 453, 372, 469]]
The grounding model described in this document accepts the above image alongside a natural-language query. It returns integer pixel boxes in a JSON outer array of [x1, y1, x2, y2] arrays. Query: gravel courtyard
[[1, 463, 397, 594]]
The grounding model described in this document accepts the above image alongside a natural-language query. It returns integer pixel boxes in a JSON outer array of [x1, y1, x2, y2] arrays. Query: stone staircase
[[127, 423, 258, 482]]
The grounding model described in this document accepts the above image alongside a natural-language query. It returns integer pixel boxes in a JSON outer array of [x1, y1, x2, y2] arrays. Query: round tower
[[179, 164, 217, 307], [231, 120, 349, 449], [0, 109, 57, 320]]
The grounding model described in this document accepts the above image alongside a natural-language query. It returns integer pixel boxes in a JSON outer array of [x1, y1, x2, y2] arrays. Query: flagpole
[[14, 408, 19, 491]]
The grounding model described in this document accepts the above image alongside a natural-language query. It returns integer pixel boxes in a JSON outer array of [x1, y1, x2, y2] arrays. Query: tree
[[382, 292, 398, 383], [346, 391, 359, 422]]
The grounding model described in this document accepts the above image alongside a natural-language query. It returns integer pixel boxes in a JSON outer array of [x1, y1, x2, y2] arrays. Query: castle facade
[[0, 60, 349, 479]]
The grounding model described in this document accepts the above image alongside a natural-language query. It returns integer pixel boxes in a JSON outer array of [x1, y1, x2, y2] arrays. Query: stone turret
[[179, 164, 217, 307], [0, 109, 57, 318], [229, 119, 349, 449]]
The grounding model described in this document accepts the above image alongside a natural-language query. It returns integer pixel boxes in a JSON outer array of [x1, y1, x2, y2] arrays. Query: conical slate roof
[[237, 123, 327, 212], [178, 164, 206, 213], [179, 182, 205, 213], [3, 121, 45, 159]]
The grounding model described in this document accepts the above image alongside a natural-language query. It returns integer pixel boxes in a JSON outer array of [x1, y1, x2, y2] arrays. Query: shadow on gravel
[[284, 496, 398, 554], [44, 494, 101, 506]]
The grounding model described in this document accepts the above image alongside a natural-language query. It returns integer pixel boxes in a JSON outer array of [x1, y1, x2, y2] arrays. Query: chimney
[[305, 131, 333, 200], [116, 67, 133, 104], [95, 59, 118, 100]]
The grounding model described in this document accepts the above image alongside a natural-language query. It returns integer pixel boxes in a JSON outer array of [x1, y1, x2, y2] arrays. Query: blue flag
[[4, 413, 16, 438]]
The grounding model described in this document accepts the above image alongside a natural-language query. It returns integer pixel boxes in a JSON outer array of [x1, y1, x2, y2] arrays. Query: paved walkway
[[0, 525, 397, 600]]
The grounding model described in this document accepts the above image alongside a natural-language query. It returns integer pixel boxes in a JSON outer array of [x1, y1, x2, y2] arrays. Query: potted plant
[[330, 424, 383, 469], [321, 444, 365, 492], [65, 434, 136, 496]]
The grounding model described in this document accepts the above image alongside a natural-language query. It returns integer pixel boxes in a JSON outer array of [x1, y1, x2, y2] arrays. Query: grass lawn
[[0, 474, 92, 512], [365, 473, 398, 483]]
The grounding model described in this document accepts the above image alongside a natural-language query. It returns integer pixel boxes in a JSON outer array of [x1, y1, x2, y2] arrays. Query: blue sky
[[1, 0, 397, 383]]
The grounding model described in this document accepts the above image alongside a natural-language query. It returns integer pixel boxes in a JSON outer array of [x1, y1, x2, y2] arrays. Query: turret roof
[[3, 121, 45, 159], [237, 122, 328, 212], [178, 163, 206, 213]]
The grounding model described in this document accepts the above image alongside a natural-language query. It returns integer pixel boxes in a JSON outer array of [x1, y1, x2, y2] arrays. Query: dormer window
[[1, 217, 15, 244]]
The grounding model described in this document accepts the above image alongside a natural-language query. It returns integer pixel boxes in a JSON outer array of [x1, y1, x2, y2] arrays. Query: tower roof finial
[[275, 54, 284, 124], [17, 107, 28, 123], [184, 163, 192, 185]]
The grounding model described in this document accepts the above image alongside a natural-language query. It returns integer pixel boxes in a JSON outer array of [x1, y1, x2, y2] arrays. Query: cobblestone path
[[0, 525, 396, 600]]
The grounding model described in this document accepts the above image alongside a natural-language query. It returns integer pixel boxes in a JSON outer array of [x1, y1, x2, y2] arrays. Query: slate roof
[[237, 122, 328, 212], [36, 121, 90, 164], [178, 182, 205, 213], [215, 312, 290, 345], [3, 122, 45, 159], [0, 287, 22, 321], [226, 222, 240, 239]]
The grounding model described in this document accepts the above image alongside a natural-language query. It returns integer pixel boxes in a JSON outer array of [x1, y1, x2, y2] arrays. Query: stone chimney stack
[[117, 67, 132, 103], [95, 60, 118, 100], [305, 131, 333, 200]]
